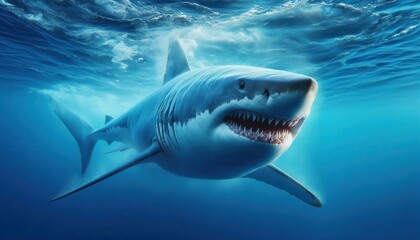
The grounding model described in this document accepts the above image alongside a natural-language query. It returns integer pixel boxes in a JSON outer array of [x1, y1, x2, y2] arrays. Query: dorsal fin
[[105, 115, 113, 124], [163, 40, 190, 84]]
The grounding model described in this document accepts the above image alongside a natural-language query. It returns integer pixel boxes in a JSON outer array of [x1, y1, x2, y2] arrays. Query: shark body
[[52, 41, 321, 207]]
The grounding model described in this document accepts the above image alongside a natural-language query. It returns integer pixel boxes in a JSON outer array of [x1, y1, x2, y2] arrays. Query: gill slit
[[157, 94, 180, 153]]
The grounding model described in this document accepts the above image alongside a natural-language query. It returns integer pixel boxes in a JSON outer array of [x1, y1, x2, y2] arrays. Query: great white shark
[[51, 40, 321, 207]]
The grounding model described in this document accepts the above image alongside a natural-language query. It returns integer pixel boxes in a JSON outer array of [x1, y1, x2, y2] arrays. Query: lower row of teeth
[[228, 123, 289, 144]]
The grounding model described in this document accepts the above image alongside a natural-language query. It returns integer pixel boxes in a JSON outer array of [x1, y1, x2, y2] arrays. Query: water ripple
[[0, 0, 419, 103]]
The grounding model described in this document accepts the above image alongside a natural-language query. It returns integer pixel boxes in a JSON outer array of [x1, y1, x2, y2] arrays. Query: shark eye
[[239, 80, 245, 90]]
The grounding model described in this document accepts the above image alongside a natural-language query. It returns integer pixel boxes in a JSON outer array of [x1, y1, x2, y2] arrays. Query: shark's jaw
[[223, 111, 304, 145]]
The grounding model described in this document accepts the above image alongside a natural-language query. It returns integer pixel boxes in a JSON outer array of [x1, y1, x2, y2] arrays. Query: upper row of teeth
[[229, 112, 300, 127]]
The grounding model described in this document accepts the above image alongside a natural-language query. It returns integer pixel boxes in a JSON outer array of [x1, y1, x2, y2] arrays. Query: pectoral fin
[[104, 144, 132, 154], [50, 140, 161, 202], [244, 164, 322, 208]]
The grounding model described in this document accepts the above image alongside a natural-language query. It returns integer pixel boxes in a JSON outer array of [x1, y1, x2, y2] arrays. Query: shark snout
[[240, 71, 317, 102], [293, 77, 317, 93], [259, 77, 317, 98], [242, 77, 317, 120], [302, 77, 318, 94]]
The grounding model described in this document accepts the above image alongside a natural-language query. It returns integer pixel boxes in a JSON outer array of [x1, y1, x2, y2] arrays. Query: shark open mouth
[[223, 111, 304, 144]]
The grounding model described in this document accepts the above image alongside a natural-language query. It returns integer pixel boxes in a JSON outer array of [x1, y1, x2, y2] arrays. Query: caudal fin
[[51, 99, 96, 174]]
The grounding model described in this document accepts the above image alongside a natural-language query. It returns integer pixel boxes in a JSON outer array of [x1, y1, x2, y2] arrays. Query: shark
[[51, 40, 321, 207]]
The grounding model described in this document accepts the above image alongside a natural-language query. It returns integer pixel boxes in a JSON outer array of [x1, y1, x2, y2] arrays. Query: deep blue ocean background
[[0, 0, 419, 239]]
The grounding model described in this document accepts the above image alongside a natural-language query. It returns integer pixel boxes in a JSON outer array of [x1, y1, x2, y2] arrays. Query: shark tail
[[51, 99, 96, 174]]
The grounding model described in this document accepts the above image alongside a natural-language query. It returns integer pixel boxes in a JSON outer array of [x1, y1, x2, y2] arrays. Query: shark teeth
[[224, 111, 304, 144]]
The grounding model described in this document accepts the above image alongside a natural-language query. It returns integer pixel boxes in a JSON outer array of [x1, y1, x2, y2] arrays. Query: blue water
[[1, 0, 419, 239]]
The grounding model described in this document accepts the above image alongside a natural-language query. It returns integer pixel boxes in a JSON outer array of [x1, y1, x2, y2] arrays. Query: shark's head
[[157, 65, 317, 178], [211, 66, 316, 145]]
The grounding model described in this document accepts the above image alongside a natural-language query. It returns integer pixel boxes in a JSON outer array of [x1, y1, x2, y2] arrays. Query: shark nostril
[[239, 79, 245, 90], [263, 89, 270, 97]]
